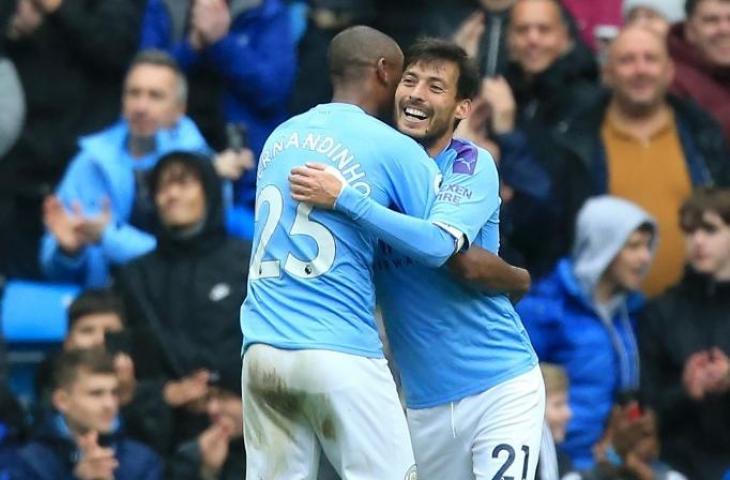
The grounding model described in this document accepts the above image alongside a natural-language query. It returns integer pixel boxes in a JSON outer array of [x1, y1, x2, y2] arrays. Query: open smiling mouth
[[403, 106, 430, 122]]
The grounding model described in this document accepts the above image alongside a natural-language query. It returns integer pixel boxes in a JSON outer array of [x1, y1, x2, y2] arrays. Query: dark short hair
[[127, 49, 187, 103], [67, 289, 125, 331], [52, 348, 116, 391], [404, 38, 480, 101], [149, 150, 208, 196], [680, 188, 730, 231], [686, 0, 730, 16]]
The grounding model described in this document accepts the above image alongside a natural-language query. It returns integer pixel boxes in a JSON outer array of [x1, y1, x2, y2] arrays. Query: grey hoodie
[[572, 195, 658, 296], [571, 195, 657, 391]]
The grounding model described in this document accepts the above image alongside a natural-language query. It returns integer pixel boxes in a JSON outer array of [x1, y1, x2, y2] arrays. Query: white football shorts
[[407, 365, 545, 480], [242, 343, 417, 479]]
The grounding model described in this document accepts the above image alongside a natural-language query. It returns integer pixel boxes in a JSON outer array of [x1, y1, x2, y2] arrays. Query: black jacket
[[497, 46, 601, 276], [116, 154, 250, 453], [639, 269, 730, 479], [168, 437, 245, 480]]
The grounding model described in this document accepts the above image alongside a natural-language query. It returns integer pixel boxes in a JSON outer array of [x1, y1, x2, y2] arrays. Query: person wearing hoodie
[[517, 196, 657, 469], [40, 50, 210, 289], [10, 348, 162, 480], [115, 150, 250, 456], [140, 0, 297, 238], [622, 0, 686, 37], [668, 0, 730, 142], [639, 188, 730, 479], [552, 26, 730, 297]]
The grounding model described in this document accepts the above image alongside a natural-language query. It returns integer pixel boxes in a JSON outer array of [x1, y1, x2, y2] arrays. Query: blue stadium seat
[[1, 280, 79, 343]]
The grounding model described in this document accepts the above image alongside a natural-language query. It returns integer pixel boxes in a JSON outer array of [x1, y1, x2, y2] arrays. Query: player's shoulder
[[446, 138, 498, 179]]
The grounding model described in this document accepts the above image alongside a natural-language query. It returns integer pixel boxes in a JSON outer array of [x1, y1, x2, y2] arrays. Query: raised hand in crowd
[[198, 420, 233, 478], [189, 0, 231, 50], [452, 11, 485, 59], [482, 76, 516, 135], [214, 148, 255, 181], [454, 96, 501, 159], [114, 353, 137, 406], [76, 197, 112, 245], [163, 369, 211, 411], [43, 196, 86, 256], [683, 348, 730, 400], [33, 0, 63, 14], [6, 0, 43, 40], [73, 431, 119, 480]]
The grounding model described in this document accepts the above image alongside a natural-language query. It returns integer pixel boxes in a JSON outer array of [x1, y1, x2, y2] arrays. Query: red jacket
[[669, 23, 730, 141]]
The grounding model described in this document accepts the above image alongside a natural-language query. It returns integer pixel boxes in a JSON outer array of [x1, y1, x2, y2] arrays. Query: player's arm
[[289, 163, 462, 268], [447, 248, 531, 299]]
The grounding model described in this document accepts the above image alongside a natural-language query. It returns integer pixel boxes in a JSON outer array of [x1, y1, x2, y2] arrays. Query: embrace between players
[[240, 25, 544, 480]]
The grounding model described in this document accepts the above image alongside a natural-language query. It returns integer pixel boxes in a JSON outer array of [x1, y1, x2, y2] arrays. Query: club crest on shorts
[[404, 464, 417, 480]]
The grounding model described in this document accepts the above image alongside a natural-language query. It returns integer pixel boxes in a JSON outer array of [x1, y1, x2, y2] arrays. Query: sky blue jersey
[[375, 139, 538, 409], [240, 103, 442, 358]]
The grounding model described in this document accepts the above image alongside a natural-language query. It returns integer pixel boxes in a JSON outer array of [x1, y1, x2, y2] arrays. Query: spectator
[[116, 150, 249, 454], [590, 403, 687, 480], [561, 0, 622, 50], [0, 0, 24, 159], [10, 349, 162, 480], [289, 0, 375, 115], [639, 188, 730, 479], [537, 363, 579, 480], [668, 0, 730, 141], [0, 0, 145, 280], [0, 383, 25, 480], [168, 364, 244, 480], [622, 0, 686, 37], [34, 289, 128, 407], [555, 26, 730, 297], [457, 0, 601, 276], [517, 196, 656, 468], [140, 0, 297, 236], [39, 50, 209, 289]]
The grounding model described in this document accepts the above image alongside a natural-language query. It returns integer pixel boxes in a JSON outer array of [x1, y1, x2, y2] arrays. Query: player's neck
[[425, 133, 454, 158], [331, 88, 380, 117]]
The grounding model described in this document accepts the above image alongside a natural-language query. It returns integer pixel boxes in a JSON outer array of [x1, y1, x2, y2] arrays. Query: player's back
[[241, 103, 439, 358], [375, 140, 538, 408]]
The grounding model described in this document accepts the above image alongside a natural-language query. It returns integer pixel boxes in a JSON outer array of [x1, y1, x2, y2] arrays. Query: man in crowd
[[168, 364, 245, 480], [457, 0, 601, 277], [668, 0, 730, 141], [117, 150, 249, 456], [555, 26, 730, 296], [517, 196, 656, 468], [40, 50, 209, 288], [290, 38, 541, 479], [11, 349, 161, 479], [623, 0, 685, 37], [140, 0, 296, 238], [640, 188, 730, 479]]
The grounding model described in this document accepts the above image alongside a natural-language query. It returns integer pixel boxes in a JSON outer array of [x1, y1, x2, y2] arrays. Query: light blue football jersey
[[240, 103, 441, 358], [375, 139, 538, 408]]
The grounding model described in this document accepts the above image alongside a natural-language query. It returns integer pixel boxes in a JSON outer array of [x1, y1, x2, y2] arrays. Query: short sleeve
[[427, 145, 500, 245]]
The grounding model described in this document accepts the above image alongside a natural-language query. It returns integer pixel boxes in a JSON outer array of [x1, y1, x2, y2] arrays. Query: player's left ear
[[376, 57, 388, 85], [454, 98, 472, 122]]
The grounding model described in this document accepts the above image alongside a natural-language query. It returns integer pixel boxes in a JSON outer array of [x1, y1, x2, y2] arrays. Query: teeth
[[404, 107, 428, 119]]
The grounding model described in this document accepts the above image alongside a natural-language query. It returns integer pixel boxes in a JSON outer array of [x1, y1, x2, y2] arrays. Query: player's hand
[[73, 431, 119, 480], [289, 163, 346, 209]]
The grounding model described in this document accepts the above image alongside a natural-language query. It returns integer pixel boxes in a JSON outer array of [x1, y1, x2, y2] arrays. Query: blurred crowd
[[0, 0, 729, 478]]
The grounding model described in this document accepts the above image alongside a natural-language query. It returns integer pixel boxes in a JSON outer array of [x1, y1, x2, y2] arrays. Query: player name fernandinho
[[258, 132, 371, 196]]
